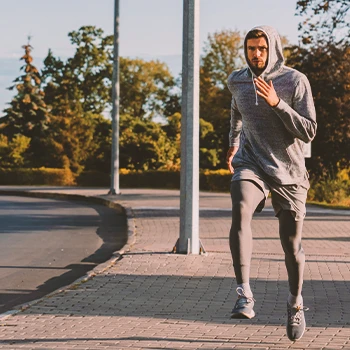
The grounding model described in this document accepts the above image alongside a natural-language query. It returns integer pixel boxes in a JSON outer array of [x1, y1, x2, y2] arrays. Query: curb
[[0, 189, 137, 320]]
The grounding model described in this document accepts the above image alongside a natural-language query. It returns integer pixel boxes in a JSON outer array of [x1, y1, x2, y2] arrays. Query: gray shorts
[[231, 166, 310, 221]]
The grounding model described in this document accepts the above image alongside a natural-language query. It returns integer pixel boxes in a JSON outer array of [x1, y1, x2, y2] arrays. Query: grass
[[306, 200, 350, 210]]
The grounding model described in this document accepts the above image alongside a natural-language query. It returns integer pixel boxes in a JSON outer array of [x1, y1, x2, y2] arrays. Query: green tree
[[41, 27, 112, 173], [162, 112, 181, 170], [0, 134, 30, 168], [43, 26, 179, 121], [41, 26, 181, 173], [120, 57, 177, 119], [120, 114, 178, 170], [287, 44, 350, 175], [67, 26, 113, 114], [84, 115, 112, 174], [162, 113, 220, 170], [199, 118, 219, 169], [201, 30, 244, 90], [44, 101, 97, 174], [1, 40, 51, 167], [200, 30, 244, 169], [296, 0, 350, 46], [42, 50, 81, 115], [41, 61, 97, 173], [42, 26, 113, 115]]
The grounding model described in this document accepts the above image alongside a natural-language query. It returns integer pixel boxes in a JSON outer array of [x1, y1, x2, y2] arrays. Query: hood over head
[[244, 25, 285, 80]]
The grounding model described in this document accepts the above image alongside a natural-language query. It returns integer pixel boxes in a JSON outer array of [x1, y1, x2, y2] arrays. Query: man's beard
[[250, 60, 266, 76]]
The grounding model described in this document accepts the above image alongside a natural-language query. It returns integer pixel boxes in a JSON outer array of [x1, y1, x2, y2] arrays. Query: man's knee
[[231, 201, 253, 222], [283, 239, 304, 259], [278, 209, 305, 258]]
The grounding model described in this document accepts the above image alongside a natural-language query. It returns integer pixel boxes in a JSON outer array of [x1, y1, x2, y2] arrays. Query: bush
[[77, 168, 233, 192], [308, 168, 350, 206], [0, 167, 75, 186], [121, 169, 181, 189], [200, 169, 232, 192], [76, 170, 110, 187], [77, 169, 180, 189], [77, 168, 350, 207]]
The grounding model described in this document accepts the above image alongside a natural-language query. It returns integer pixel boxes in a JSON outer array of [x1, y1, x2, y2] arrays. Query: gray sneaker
[[231, 287, 255, 319], [286, 303, 309, 341]]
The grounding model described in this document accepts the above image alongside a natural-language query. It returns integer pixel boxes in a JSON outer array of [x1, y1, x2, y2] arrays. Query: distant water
[[0, 54, 182, 117]]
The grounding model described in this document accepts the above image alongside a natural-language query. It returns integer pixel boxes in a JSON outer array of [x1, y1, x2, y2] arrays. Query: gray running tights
[[229, 180, 305, 296]]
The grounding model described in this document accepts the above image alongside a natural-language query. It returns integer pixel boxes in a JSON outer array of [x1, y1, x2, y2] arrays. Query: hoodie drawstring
[[251, 73, 259, 106]]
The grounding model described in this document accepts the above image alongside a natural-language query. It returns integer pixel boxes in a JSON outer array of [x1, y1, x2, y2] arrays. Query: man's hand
[[254, 77, 280, 107], [226, 146, 238, 174]]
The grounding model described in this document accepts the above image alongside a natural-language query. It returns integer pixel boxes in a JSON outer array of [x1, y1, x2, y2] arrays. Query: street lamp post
[[177, 0, 202, 254], [109, 0, 121, 195]]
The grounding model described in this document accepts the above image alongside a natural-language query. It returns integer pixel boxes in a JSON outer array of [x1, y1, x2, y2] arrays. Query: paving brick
[[0, 188, 349, 349]]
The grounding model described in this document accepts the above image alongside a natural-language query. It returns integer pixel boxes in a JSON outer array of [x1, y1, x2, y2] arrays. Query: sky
[[0, 0, 303, 115]]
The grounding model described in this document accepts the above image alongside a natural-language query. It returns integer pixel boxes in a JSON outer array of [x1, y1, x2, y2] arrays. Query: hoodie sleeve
[[272, 74, 317, 143], [229, 96, 242, 147]]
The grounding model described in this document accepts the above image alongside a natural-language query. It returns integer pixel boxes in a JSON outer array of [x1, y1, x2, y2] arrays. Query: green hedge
[[77, 170, 180, 188], [0, 168, 233, 192], [77, 170, 110, 187], [77, 169, 232, 192], [1, 167, 348, 206], [0, 167, 75, 186], [200, 170, 232, 192]]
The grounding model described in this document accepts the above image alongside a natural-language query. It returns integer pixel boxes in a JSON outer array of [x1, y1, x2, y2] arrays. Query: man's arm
[[226, 146, 239, 174], [255, 75, 317, 143], [227, 97, 242, 174]]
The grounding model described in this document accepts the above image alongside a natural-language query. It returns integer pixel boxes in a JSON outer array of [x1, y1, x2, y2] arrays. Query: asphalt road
[[0, 195, 127, 314]]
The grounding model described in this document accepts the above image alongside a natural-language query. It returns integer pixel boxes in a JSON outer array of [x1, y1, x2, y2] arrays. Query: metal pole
[[109, 0, 121, 195], [178, 0, 200, 254]]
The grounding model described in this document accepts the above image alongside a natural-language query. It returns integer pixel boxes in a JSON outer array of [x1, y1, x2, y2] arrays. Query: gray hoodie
[[227, 25, 317, 185]]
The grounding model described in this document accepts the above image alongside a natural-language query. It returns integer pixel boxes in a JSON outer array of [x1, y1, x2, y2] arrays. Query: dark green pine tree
[[2, 38, 50, 167]]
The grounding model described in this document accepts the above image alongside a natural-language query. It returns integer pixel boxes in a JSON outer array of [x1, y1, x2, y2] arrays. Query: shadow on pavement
[[18, 267, 350, 329]]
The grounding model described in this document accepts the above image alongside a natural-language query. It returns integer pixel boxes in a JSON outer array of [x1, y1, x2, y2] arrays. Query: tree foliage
[[84, 115, 112, 174], [41, 28, 107, 173], [120, 57, 178, 119], [296, 0, 350, 46], [287, 44, 350, 174], [199, 118, 220, 169], [200, 30, 244, 169], [44, 104, 97, 174], [162, 113, 220, 169], [162, 112, 181, 168], [1, 40, 51, 166], [201, 29, 244, 89], [119, 114, 179, 170], [0, 134, 30, 168], [293, 0, 350, 178], [42, 26, 113, 115], [40, 27, 182, 173], [1, 22, 347, 180]]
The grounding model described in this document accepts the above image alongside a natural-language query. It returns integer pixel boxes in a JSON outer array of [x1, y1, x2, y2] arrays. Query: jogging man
[[226, 25, 316, 341]]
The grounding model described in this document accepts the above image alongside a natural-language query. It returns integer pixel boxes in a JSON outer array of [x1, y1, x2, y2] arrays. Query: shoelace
[[288, 305, 309, 325], [236, 287, 256, 304]]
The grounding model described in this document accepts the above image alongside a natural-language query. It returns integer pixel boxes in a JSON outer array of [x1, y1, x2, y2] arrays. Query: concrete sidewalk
[[0, 187, 349, 350]]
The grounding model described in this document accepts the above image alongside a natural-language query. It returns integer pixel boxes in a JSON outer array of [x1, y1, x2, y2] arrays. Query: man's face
[[246, 37, 268, 71]]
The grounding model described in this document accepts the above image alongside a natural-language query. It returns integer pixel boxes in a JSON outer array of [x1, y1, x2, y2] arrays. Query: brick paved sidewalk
[[0, 188, 349, 349]]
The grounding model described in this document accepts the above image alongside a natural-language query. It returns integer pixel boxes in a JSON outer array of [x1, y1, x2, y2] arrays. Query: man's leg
[[278, 210, 305, 299], [230, 180, 265, 318], [278, 209, 307, 341]]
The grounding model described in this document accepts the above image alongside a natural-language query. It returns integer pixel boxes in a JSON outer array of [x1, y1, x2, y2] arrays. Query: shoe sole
[[231, 310, 255, 319]]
